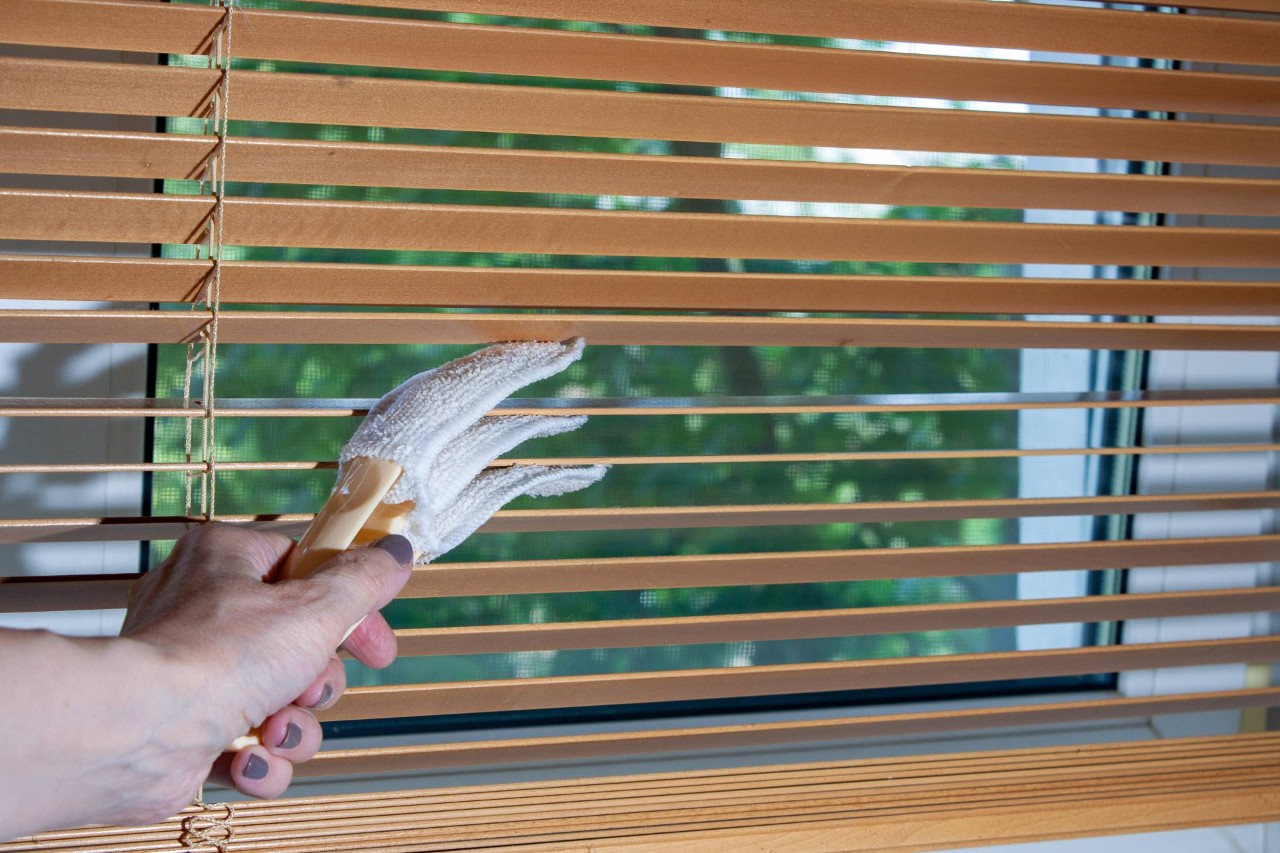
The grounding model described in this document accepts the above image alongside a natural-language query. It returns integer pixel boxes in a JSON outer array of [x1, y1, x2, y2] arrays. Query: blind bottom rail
[[8, 733, 1278, 853]]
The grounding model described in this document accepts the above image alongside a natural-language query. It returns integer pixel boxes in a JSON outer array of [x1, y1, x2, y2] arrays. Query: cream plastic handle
[[282, 456, 408, 581], [229, 456, 413, 751]]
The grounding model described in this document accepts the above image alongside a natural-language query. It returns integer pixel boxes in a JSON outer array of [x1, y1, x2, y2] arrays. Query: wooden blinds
[[1, 0, 1279, 849]]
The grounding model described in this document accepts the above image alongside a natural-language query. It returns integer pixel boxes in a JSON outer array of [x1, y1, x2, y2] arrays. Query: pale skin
[[0, 524, 414, 843]]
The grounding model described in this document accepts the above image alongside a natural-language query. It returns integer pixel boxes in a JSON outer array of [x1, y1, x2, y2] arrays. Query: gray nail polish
[[314, 682, 334, 709], [370, 534, 413, 567], [243, 753, 269, 781], [279, 722, 302, 750]]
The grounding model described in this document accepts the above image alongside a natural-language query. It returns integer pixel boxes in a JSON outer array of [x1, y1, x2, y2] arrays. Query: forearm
[[0, 629, 209, 841]]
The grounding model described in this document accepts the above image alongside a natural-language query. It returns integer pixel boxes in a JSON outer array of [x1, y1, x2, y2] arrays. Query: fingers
[[341, 610, 398, 670], [295, 654, 346, 711], [227, 745, 294, 800], [259, 706, 322, 764], [210, 707, 321, 800], [296, 535, 413, 645]]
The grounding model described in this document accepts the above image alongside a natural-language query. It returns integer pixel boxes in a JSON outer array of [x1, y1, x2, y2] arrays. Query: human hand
[[119, 523, 412, 811]]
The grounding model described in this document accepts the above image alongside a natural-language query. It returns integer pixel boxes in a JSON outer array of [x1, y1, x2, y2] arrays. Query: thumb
[[298, 535, 413, 643]]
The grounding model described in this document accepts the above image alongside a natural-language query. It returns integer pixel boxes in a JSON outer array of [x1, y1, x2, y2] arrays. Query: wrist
[[0, 630, 215, 840]]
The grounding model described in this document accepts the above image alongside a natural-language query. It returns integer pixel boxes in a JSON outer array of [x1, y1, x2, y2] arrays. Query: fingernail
[[313, 682, 334, 709], [370, 534, 413, 568], [243, 753, 269, 781], [278, 722, 302, 750]]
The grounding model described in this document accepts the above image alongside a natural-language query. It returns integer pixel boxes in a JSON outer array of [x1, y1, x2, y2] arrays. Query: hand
[[119, 523, 412, 810]]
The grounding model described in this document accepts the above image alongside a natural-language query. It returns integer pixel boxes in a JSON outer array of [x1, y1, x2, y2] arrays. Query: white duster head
[[337, 338, 607, 562]]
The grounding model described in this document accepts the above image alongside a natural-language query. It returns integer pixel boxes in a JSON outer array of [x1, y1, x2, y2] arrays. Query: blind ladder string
[[203, 0, 231, 523], [184, 1, 236, 850], [182, 0, 233, 523]]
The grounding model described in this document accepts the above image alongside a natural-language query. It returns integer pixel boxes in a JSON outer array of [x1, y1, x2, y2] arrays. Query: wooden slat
[[76, 389, 1280, 416], [7, 129, 1280, 219], [109, 735, 1280, 814], [399, 535, 1280, 597], [0, 514, 311, 544], [25, 771, 1275, 852], [1160, 0, 1280, 11], [24, 736, 1277, 835], [5, 535, 1276, 612], [17, 745, 1277, 844], [1, 491, 1276, 544], [301, 689, 1280, 776], [5, 190, 1280, 268], [0, 388, 1277, 418], [391, 587, 1280, 656], [10, 786, 1274, 852], [265, 0, 1280, 68], [0, 442, 1275, 476], [4, 255, 1280, 315], [323, 636, 1280, 719], [26, 734, 1269, 846], [4, 59, 1278, 166], [27, 767, 1279, 848], [0, 573, 136, 613], [0, 309, 1274, 350], [502, 444, 1280, 466], [481, 491, 1280, 533], [8, 1, 1280, 118], [9, 736, 1280, 852]]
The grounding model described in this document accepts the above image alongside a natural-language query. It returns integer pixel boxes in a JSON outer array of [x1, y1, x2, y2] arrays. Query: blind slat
[[8, 1, 1279, 118], [4, 256, 1279, 316], [2, 491, 1276, 544], [0, 443, 1275, 475], [502, 445, 1280, 466], [482, 491, 1280, 532], [4, 59, 1277, 166], [11, 737, 1280, 853], [11, 785, 1275, 853], [26, 736, 1277, 830], [391, 588, 1280, 656], [9, 793, 1276, 853], [274, 0, 1280, 67], [7, 129, 1280, 218], [5, 190, 1279, 267], [323, 637, 1280, 719], [1161, 0, 1280, 11], [0, 310, 1272, 350], [188, 735, 1280, 807], [402, 535, 1280, 597], [301, 690, 1280, 777], [5, 536, 1275, 612], [0, 575, 136, 614], [38, 769, 1276, 844], [0, 389, 1277, 417]]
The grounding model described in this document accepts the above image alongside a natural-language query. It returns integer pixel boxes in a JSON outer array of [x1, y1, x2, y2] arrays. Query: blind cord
[[186, 1, 235, 848], [183, 0, 233, 524]]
